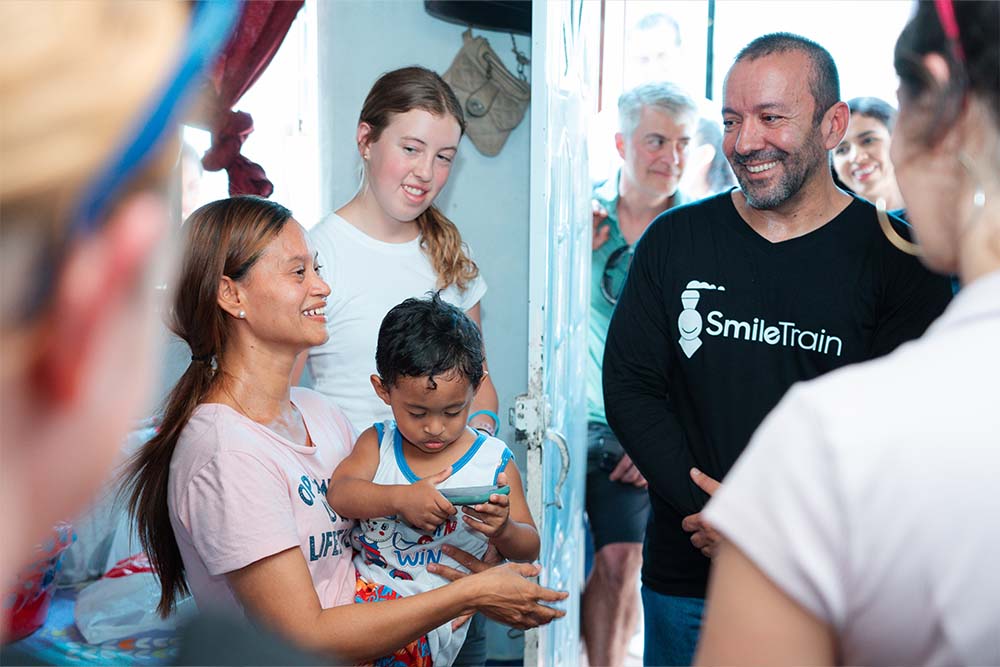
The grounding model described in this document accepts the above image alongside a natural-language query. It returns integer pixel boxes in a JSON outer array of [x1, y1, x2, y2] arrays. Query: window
[[182, 0, 320, 228], [591, 1, 914, 181]]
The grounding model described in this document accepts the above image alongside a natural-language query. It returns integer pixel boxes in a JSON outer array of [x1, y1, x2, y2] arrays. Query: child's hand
[[398, 466, 456, 531], [461, 472, 511, 540]]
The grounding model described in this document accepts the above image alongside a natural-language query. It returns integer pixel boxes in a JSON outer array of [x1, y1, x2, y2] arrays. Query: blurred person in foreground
[[0, 0, 257, 654], [0, 3, 335, 664], [0, 0, 217, 601], [697, 1, 1000, 664]]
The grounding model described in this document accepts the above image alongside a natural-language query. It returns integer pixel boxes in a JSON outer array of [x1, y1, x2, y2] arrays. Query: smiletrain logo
[[678, 280, 725, 358], [678, 279, 844, 359]]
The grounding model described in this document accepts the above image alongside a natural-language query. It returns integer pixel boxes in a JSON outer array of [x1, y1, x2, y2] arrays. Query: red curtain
[[198, 1, 304, 197]]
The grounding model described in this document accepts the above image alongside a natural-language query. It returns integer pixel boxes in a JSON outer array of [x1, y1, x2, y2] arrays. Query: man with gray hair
[[584, 80, 698, 667], [603, 33, 952, 665]]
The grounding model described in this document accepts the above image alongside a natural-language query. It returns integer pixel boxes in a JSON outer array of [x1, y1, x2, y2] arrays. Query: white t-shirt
[[168, 387, 358, 614], [705, 270, 1000, 666], [353, 421, 514, 666], [307, 213, 487, 429]]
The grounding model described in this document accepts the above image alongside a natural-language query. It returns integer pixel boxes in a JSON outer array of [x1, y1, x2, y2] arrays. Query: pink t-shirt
[[168, 387, 357, 614]]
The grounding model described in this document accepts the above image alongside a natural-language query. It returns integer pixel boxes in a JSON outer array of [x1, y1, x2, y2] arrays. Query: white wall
[[317, 0, 532, 452]]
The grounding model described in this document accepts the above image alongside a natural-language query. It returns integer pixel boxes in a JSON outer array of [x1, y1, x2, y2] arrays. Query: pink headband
[[934, 0, 966, 62]]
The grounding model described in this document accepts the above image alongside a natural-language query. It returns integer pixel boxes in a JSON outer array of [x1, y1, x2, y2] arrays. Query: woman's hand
[[428, 547, 568, 629], [442, 545, 501, 629], [396, 466, 456, 531]]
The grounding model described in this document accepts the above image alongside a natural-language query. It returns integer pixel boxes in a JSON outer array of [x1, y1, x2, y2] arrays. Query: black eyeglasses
[[600, 244, 634, 306]]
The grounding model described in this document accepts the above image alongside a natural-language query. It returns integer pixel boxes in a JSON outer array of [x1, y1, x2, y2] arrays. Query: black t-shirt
[[603, 191, 953, 598]]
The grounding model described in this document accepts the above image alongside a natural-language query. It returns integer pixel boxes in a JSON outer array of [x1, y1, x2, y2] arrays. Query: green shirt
[[587, 174, 686, 424]]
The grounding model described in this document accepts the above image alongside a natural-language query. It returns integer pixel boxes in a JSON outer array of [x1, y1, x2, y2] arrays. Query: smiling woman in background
[[833, 96, 905, 210]]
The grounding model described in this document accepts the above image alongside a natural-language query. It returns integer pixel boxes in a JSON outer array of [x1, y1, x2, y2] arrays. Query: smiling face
[[677, 308, 703, 341], [834, 113, 897, 201], [363, 518, 394, 543], [374, 371, 476, 456], [237, 221, 331, 352], [722, 51, 831, 210], [360, 108, 461, 226], [618, 106, 695, 200]]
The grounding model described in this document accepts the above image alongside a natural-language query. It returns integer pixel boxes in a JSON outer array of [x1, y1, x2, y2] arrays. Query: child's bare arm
[[328, 429, 456, 530], [327, 428, 398, 519], [462, 463, 540, 561]]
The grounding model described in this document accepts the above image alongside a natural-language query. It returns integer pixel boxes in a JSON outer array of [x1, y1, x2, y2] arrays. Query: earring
[[876, 198, 921, 257], [957, 151, 987, 232], [238, 310, 246, 319]]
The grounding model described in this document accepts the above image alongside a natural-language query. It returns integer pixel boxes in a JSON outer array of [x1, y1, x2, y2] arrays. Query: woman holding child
[[125, 195, 564, 664]]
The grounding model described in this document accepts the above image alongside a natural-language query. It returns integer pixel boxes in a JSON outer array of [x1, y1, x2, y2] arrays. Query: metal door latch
[[510, 394, 545, 445]]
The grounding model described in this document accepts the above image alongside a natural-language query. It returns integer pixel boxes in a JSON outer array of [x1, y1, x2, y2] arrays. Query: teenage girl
[[301, 67, 500, 442]]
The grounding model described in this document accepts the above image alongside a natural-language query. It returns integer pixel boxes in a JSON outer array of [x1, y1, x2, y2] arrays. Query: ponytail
[[416, 204, 479, 291], [118, 195, 292, 617], [121, 358, 218, 616]]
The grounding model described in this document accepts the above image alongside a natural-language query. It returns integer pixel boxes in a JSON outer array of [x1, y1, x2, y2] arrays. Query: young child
[[328, 294, 540, 667]]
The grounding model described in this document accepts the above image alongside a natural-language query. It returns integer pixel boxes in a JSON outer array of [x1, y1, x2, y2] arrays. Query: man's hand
[[593, 201, 610, 250], [681, 467, 723, 558], [396, 466, 456, 531], [690, 467, 721, 496], [608, 453, 648, 488]]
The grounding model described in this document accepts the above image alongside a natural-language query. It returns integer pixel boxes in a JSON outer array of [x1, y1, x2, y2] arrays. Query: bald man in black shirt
[[602, 32, 953, 666]]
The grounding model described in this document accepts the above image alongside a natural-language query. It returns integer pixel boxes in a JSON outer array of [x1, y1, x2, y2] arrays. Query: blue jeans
[[641, 586, 705, 666]]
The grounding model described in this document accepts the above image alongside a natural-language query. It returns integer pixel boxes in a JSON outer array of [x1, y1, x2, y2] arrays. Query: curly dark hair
[[376, 292, 485, 391]]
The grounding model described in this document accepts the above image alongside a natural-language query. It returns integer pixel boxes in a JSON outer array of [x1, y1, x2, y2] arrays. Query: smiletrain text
[[704, 311, 843, 357]]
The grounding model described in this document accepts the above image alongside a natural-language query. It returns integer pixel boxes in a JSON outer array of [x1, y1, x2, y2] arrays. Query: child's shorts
[[355, 573, 433, 667]]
